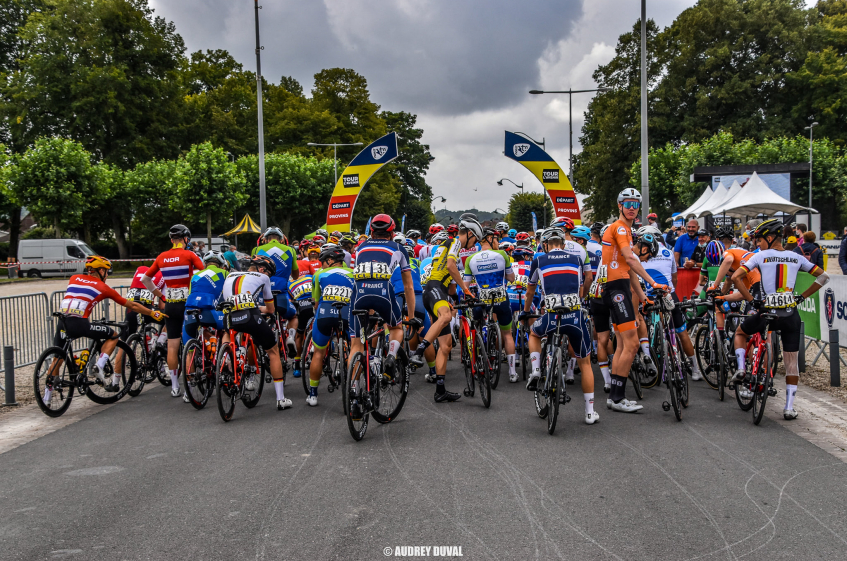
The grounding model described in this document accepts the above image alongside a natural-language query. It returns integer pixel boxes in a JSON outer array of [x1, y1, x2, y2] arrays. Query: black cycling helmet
[[482, 226, 498, 240], [250, 255, 276, 276], [752, 218, 784, 247], [714, 226, 734, 241], [637, 233, 660, 257], [590, 222, 604, 236], [169, 224, 191, 239], [319, 244, 345, 264]]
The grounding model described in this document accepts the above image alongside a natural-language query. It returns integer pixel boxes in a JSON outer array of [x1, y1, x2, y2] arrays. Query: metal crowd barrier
[[0, 287, 130, 369]]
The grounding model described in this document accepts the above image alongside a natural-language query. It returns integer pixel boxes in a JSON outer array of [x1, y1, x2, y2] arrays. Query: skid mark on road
[[255, 408, 329, 561]]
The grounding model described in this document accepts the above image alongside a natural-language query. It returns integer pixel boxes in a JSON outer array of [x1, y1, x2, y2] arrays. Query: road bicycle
[[454, 301, 492, 409], [125, 314, 166, 397], [299, 303, 349, 398], [34, 314, 137, 418], [181, 310, 224, 410], [215, 302, 268, 422], [692, 291, 734, 400], [345, 310, 413, 441]]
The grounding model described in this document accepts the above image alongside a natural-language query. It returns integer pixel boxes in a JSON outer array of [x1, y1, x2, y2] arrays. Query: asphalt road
[[1, 360, 846, 561]]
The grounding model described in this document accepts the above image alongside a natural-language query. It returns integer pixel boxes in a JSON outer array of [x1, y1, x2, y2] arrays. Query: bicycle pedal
[[662, 401, 671, 411], [463, 388, 473, 397], [768, 388, 778, 397]]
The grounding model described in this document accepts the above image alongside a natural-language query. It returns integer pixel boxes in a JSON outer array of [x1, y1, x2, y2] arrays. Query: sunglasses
[[621, 201, 641, 210]]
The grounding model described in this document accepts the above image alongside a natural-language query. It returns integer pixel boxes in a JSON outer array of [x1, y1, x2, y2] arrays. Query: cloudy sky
[[150, 0, 697, 213]]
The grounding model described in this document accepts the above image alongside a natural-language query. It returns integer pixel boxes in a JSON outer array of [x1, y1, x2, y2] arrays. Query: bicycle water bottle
[[369, 355, 379, 374], [209, 335, 217, 355], [236, 347, 246, 369], [76, 350, 90, 369]]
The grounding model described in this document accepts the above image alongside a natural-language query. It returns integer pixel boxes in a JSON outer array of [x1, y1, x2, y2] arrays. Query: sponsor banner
[[820, 274, 847, 348], [794, 271, 822, 340], [504, 131, 581, 224], [325, 132, 399, 230]]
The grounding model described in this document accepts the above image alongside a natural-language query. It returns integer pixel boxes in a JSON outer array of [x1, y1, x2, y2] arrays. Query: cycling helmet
[[637, 233, 660, 257], [500, 241, 515, 252], [428, 223, 445, 235], [647, 212, 658, 220], [370, 214, 396, 234], [705, 240, 726, 266], [617, 187, 642, 203], [459, 212, 478, 221], [482, 226, 498, 240], [340, 234, 356, 248], [600, 224, 610, 237], [550, 216, 575, 231], [571, 226, 591, 242], [535, 229, 543, 238], [446, 224, 459, 237], [306, 245, 321, 256], [319, 244, 345, 264], [507, 228, 517, 238], [250, 255, 276, 276], [406, 229, 421, 239], [328, 235, 340, 244], [169, 224, 191, 239], [540, 227, 565, 244], [203, 250, 228, 268], [431, 231, 450, 244], [393, 232, 406, 244], [298, 239, 311, 251], [263, 227, 284, 240], [590, 222, 604, 236], [403, 238, 416, 249], [715, 226, 734, 240], [459, 218, 484, 241], [316, 229, 329, 239], [515, 232, 531, 243], [312, 235, 326, 246], [632, 218, 642, 230], [512, 247, 534, 261], [495, 221, 509, 232], [85, 255, 112, 270], [635, 225, 662, 238], [330, 230, 342, 239]]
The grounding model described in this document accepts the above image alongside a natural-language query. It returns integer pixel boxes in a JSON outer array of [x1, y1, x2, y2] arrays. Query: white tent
[[701, 179, 743, 216], [695, 181, 733, 217], [678, 185, 714, 218], [709, 172, 816, 217]]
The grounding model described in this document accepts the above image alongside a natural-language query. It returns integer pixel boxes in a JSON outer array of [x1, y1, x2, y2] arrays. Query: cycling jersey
[[127, 266, 163, 305], [222, 271, 273, 306], [458, 243, 480, 267], [464, 249, 512, 291], [427, 238, 461, 287], [642, 246, 677, 296], [585, 240, 602, 274], [186, 265, 228, 308], [252, 240, 298, 289], [311, 265, 355, 348], [701, 248, 762, 290], [417, 244, 433, 260], [419, 256, 434, 284], [499, 236, 516, 245], [145, 246, 204, 300], [289, 275, 314, 305], [528, 243, 590, 297], [391, 257, 423, 295], [739, 249, 821, 295], [60, 274, 127, 318], [600, 219, 632, 282], [296, 258, 320, 277]]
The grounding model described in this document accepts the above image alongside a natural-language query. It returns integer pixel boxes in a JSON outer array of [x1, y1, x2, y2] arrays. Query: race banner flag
[[504, 131, 581, 224], [325, 132, 399, 232], [531, 211, 538, 232]]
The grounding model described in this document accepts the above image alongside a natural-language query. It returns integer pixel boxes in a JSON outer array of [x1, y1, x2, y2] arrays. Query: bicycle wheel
[[142, 324, 160, 383], [716, 331, 727, 401], [486, 323, 502, 390], [462, 328, 475, 397], [345, 352, 369, 441], [699, 329, 720, 390], [373, 347, 410, 423], [676, 339, 690, 408], [662, 335, 681, 421], [182, 339, 208, 409], [734, 343, 756, 412], [126, 333, 147, 397], [521, 328, 528, 381], [546, 347, 560, 435], [643, 321, 661, 389], [215, 343, 238, 422], [751, 343, 771, 425], [86, 340, 136, 405], [630, 355, 644, 400], [33, 347, 75, 417], [241, 340, 265, 409], [535, 343, 549, 419], [301, 331, 314, 396], [325, 333, 345, 393], [474, 332, 491, 408]]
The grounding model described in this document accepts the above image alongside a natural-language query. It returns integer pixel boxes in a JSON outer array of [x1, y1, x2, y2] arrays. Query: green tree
[[170, 142, 247, 244], [506, 192, 553, 233], [6, 137, 98, 236], [125, 157, 181, 253]]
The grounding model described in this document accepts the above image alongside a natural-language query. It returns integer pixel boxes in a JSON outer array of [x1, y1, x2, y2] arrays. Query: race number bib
[[126, 288, 138, 300], [136, 289, 154, 304], [478, 286, 507, 304], [166, 287, 189, 302], [322, 285, 352, 304], [544, 293, 581, 311], [228, 293, 256, 311], [291, 282, 312, 300], [588, 280, 603, 299], [420, 264, 433, 284], [662, 294, 675, 311], [596, 265, 608, 284], [352, 262, 392, 281], [514, 274, 529, 288], [60, 298, 86, 317], [764, 292, 795, 309]]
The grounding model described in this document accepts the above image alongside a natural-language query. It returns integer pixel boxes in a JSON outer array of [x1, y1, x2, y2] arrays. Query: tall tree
[[506, 192, 553, 233]]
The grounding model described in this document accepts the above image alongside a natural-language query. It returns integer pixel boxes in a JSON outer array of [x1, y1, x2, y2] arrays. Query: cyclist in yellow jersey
[[411, 217, 482, 402]]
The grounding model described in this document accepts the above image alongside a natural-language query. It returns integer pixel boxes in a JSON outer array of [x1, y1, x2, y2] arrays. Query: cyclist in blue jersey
[[520, 227, 599, 424], [182, 251, 229, 345], [252, 227, 299, 348], [307, 245, 354, 407]]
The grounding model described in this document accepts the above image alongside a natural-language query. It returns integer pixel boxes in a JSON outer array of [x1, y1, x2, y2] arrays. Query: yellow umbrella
[[221, 214, 261, 237]]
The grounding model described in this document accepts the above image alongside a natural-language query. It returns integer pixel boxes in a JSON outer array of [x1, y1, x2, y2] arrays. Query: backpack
[[802, 243, 821, 264]]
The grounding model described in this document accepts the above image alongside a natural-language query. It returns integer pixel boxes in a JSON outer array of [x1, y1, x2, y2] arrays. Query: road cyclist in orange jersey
[[598, 188, 668, 413], [141, 224, 205, 397]]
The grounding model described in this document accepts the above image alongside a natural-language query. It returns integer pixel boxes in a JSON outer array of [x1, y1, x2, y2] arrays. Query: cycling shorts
[[601, 279, 636, 332], [164, 301, 186, 340], [590, 298, 612, 334], [311, 310, 349, 349], [471, 301, 512, 330], [54, 316, 117, 348], [229, 308, 277, 351], [295, 301, 314, 333], [669, 293, 686, 332], [276, 294, 297, 320], [529, 309, 591, 358], [422, 281, 451, 338], [740, 306, 801, 353], [394, 293, 431, 334], [182, 307, 225, 345], [353, 280, 401, 328]]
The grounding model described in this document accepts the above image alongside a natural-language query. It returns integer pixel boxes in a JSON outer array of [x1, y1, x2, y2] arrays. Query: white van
[[17, 239, 96, 278]]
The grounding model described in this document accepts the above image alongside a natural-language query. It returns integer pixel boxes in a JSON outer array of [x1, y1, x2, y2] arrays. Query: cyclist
[[705, 238, 762, 336], [495, 221, 510, 241], [339, 234, 356, 266], [223, 256, 291, 410], [53, 256, 166, 395], [252, 227, 299, 349], [446, 224, 459, 240], [142, 224, 205, 397], [635, 233, 701, 380], [411, 217, 483, 402], [306, 245, 354, 407], [520, 228, 598, 424], [730, 219, 829, 419], [183, 250, 229, 345], [600, 189, 667, 412], [349, 214, 419, 382], [463, 227, 518, 382], [501, 228, 517, 245], [289, 269, 316, 380], [122, 264, 166, 352]]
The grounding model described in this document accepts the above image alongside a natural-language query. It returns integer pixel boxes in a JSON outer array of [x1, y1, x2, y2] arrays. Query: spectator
[[740, 231, 752, 250], [674, 219, 701, 268], [647, 213, 659, 228], [220, 244, 241, 271], [796, 223, 807, 236], [664, 227, 677, 247], [689, 229, 710, 266], [784, 236, 799, 252], [794, 231, 824, 269], [839, 227, 847, 274]]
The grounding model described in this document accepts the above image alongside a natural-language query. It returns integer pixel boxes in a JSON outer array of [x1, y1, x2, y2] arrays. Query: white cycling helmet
[[635, 225, 662, 238], [393, 232, 406, 244], [460, 217, 484, 241], [617, 187, 643, 203], [430, 231, 450, 244], [600, 224, 610, 237], [495, 221, 509, 232]]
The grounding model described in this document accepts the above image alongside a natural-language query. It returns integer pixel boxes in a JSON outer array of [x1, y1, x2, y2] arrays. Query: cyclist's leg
[[309, 313, 337, 404], [733, 313, 765, 380], [526, 313, 551, 389], [777, 310, 802, 417], [163, 301, 186, 389], [564, 311, 595, 417], [591, 299, 612, 389], [433, 305, 459, 400], [604, 280, 639, 405], [293, 304, 313, 378], [413, 281, 452, 364], [671, 293, 699, 379], [494, 301, 517, 379]]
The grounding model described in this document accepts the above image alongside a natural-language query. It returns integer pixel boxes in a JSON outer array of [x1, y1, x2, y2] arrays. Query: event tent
[[701, 172, 816, 217], [221, 214, 261, 236], [701, 179, 743, 215], [678, 185, 714, 218], [695, 181, 732, 217]]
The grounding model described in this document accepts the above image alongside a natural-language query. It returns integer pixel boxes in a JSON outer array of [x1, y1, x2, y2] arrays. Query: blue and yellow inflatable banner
[[504, 131, 582, 225], [325, 132, 399, 232]]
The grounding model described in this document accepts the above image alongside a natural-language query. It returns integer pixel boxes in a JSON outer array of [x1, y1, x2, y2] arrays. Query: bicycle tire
[[535, 342, 549, 419], [324, 333, 344, 393], [182, 339, 208, 409], [699, 328, 720, 390], [630, 355, 644, 400], [142, 324, 160, 383], [373, 347, 410, 423], [734, 343, 756, 412], [547, 347, 560, 435], [752, 343, 771, 425], [475, 332, 492, 408], [345, 352, 369, 441], [487, 323, 502, 390], [462, 327, 475, 397], [662, 334, 681, 421], [678, 340, 690, 408], [717, 331, 726, 401], [301, 331, 314, 396], [643, 320, 661, 388], [215, 343, 238, 422], [85, 340, 136, 405], [126, 333, 147, 397], [33, 347, 75, 418], [521, 331, 528, 381]]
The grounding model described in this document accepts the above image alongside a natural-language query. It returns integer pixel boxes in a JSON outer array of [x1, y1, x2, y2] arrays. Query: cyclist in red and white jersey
[[142, 224, 204, 397]]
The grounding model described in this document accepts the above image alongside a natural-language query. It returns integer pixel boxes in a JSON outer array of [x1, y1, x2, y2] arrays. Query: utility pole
[[640, 0, 649, 223], [254, 1, 267, 231]]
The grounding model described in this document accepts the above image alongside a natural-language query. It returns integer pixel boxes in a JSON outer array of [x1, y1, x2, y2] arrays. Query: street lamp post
[[528, 87, 611, 186], [804, 121, 818, 231], [640, 0, 648, 224], [306, 142, 364, 190], [253, 0, 267, 230]]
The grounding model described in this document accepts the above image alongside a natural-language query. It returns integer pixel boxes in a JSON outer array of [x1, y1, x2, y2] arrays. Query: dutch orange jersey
[[601, 219, 633, 282], [726, 248, 761, 289]]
